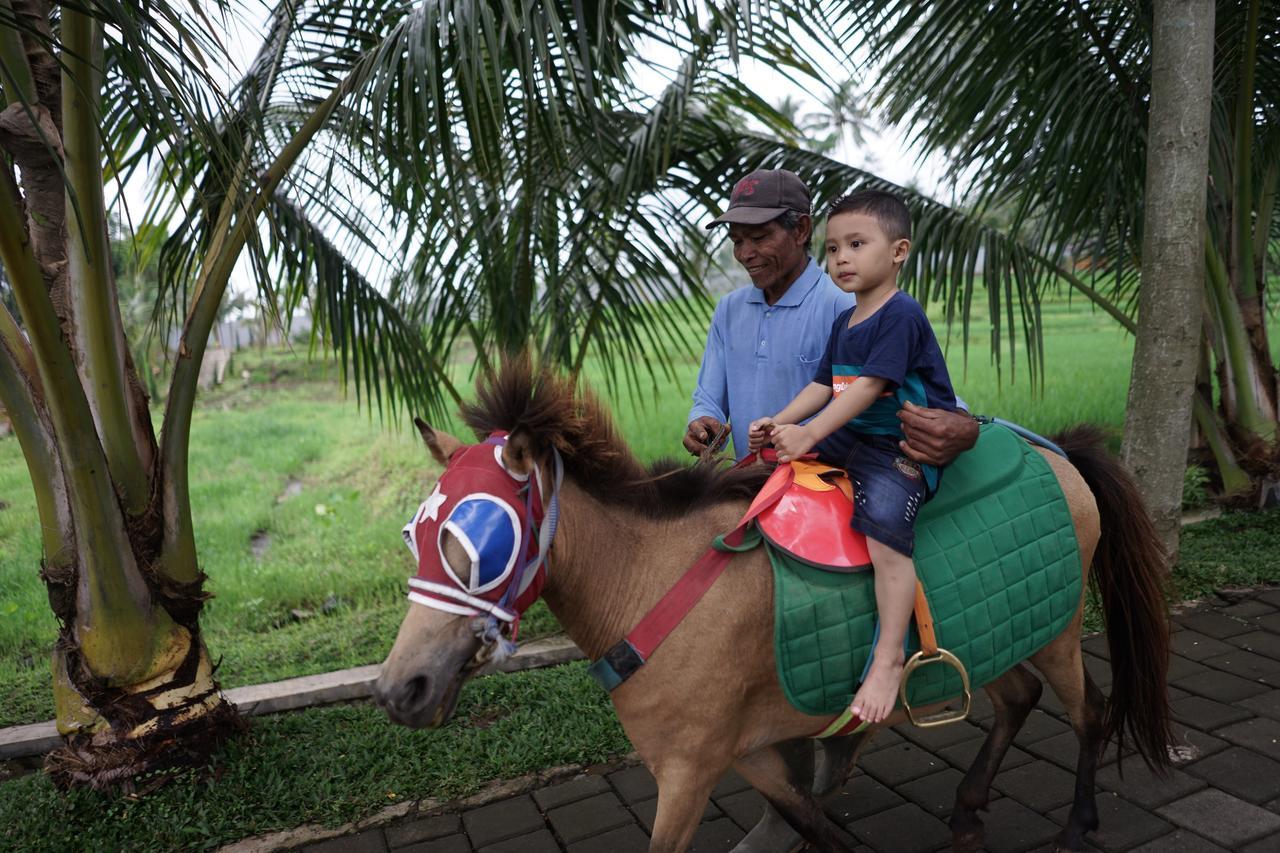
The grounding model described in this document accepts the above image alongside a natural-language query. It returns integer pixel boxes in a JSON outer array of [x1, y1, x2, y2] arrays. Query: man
[[685, 168, 977, 465]]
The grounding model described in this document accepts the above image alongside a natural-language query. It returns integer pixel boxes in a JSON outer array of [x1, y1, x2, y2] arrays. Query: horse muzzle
[[373, 667, 466, 729]]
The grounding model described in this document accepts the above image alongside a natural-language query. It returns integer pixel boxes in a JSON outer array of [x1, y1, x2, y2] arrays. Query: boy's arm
[[769, 376, 887, 461], [775, 382, 832, 424]]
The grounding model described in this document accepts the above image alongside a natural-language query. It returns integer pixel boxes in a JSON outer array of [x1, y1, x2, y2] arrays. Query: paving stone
[[823, 773, 905, 825], [978, 796, 1062, 853], [1081, 633, 1110, 660], [304, 830, 389, 853], [1241, 834, 1280, 853], [630, 795, 721, 833], [1167, 654, 1212, 681], [860, 727, 904, 752], [1170, 694, 1255, 730], [1156, 788, 1280, 848], [1257, 587, 1280, 608], [397, 835, 469, 853], [1221, 598, 1278, 618], [992, 759, 1078, 811], [1201, 649, 1280, 681], [686, 817, 745, 852], [1012, 708, 1072, 745], [848, 801, 951, 852], [532, 774, 610, 811], [1026, 729, 1123, 771], [386, 814, 461, 848], [1242, 689, 1280, 719], [709, 769, 751, 799], [1231, 630, 1280, 658], [547, 792, 633, 844], [895, 718, 985, 751], [1260, 611, 1280, 633], [1184, 746, 1280, 803], [477, 828, 559, 853], [607, 766, 657, 804], [1172, 630, 1237, 661], [462, 796, 543, 848], [1084, 653, 1113, 688], [1048, 791, 1170, 852], [714, 788, 767, 832], [1176, 610, 1258, 639], [1129, 830, 1229, 852], [967, 687, 995, 722], [936, 739, 1033, 773], [1216, 716, 1280, 760], [858, 741, 948, 786], [1165, 723, 1228, 764], [1173, 667, 1272, 701], [895, 767, 967, 817], [1096, 762, 1206, 809], [565, 824, 651, 853]]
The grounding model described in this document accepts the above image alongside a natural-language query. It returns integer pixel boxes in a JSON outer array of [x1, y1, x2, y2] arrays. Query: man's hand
[[683, 416, 727, 457], [897, 401, 979, 466], [771, 424, 817, 463], [747, 417, 776, 452]]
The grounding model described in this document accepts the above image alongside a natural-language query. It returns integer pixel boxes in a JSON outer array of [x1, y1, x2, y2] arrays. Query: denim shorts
[[816, 433, 934, 557]]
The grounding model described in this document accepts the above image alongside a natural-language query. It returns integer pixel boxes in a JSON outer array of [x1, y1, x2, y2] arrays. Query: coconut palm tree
[[827, 0, 1279, 497]]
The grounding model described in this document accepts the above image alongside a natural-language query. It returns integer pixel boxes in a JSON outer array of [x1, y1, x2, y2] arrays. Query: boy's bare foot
[[851, 656, 905, 723]]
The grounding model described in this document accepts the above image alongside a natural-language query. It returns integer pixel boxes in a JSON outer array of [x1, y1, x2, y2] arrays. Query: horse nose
[[380, 674, 430, 715]]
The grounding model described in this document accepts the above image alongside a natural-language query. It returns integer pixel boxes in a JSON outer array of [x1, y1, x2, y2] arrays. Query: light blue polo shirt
[[689, 259, 854, 459]]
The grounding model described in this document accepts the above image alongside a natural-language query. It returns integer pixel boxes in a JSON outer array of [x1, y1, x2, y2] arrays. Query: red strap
[[625, 465, 789, 659]]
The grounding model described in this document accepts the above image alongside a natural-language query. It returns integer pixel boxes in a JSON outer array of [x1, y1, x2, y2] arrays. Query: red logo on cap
[[732, 177, 760, 199]]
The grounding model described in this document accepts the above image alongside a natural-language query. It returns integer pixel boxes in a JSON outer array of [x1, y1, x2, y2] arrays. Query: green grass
[[0, 662, 632, 853]]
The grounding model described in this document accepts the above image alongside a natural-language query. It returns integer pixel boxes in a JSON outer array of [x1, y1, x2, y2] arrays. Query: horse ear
[[414, 417, 463, 466], [501, 428, 538, 477]]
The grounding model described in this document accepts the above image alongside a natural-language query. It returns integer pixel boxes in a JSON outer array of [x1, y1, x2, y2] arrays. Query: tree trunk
[[1121, 0, 1216, 563]]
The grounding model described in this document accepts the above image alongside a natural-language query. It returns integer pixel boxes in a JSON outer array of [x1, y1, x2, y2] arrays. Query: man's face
[[727, 217, 811, 293]]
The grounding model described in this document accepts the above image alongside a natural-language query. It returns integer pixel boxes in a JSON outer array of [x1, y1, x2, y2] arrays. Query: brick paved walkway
[[297, 588, 1280, 852]]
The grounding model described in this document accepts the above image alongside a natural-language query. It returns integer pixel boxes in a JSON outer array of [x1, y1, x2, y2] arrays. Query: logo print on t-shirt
[[832, 374, 857, 397]]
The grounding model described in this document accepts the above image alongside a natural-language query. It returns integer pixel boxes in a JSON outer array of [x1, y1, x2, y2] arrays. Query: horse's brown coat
[[376, 367, 1168, 853]]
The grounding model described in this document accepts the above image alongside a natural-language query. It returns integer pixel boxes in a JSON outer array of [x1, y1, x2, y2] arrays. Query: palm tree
[[0, 0, 1035, 790], [824, 0, 1278, 497]]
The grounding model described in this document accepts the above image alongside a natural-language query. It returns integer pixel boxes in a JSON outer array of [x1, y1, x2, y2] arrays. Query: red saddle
[[745, 457, 871, 571]]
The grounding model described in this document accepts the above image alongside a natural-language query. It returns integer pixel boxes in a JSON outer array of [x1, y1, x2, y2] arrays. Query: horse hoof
[[951, 829, 984, 852]]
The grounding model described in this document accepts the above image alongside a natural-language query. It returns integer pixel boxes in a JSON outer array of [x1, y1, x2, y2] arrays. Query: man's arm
[[897, 401, 979, 466], [684, 304, 730, 456]]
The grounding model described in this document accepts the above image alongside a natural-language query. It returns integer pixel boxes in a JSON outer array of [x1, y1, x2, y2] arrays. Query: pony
[[374, 362, 1171, 852]]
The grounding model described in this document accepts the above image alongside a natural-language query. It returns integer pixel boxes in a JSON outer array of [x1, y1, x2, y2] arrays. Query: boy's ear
[[892, 237, 912, 265]]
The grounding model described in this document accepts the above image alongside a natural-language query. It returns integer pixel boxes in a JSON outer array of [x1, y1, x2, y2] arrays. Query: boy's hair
[[827, 189, 912, 242]]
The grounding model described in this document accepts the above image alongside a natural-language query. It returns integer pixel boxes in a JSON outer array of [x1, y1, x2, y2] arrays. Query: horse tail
[[1051, 425, 1173, 772]]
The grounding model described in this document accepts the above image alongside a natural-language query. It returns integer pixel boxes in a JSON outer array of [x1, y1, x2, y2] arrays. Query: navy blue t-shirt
[[812, 290, 957, 487]]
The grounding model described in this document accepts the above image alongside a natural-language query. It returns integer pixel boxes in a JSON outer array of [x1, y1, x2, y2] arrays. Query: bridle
[[401, 431, 563, 660]]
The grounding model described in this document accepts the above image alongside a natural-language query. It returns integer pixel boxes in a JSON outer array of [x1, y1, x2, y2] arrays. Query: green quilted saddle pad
[[773, 423, 1083, 716]]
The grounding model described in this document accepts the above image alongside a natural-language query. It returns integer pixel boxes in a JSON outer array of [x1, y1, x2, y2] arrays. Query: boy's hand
[[747, 417, 776, 452], [770, 424, 817, 462]]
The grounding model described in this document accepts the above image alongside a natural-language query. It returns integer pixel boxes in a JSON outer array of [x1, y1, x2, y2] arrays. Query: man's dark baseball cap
[[705, 169, 811, 229]]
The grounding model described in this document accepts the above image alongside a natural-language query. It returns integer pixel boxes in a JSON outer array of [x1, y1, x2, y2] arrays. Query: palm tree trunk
[[1120, 0, 1215, 562]]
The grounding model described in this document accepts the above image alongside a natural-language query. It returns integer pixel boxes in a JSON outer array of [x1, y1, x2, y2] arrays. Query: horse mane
[[460, 358, 770, 517]]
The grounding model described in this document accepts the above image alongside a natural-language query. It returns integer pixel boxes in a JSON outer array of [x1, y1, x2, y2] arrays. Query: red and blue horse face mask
[[402, 434, 559, 625]]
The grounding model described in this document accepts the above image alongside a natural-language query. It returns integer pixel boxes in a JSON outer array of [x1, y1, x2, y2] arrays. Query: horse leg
[[649, 759, 723, 853], [734, 731, 873, 853], [1030, 637, 1106, 852], [731, 743, 857, 852], [950, 664, 1043, 852]]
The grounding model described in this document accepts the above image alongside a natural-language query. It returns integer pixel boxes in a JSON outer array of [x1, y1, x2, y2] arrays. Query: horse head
[[374, 418, 559, 728]]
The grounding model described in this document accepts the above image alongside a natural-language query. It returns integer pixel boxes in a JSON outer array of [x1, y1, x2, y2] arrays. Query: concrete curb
[[0, 635, 584, 760]]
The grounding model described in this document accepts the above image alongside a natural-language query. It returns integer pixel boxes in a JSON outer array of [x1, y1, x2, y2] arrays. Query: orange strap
[[913, 582, 938, 656]]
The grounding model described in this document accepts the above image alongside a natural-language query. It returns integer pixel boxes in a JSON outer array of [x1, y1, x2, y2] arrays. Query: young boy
[[748, 189, 957, 723]]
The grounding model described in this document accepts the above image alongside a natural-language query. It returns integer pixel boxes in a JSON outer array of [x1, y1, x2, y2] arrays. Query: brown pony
[[374, 363, 1171, 853]]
